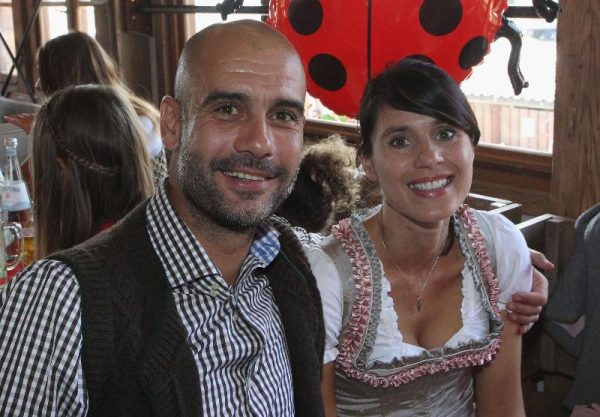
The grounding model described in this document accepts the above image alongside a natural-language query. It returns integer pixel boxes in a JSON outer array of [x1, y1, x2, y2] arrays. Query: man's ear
[[160, 96, 182, 151]]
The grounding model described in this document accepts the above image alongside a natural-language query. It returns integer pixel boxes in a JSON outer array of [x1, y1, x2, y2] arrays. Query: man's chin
[[194, 199, 275, 232], [212, 210, 272, 232]]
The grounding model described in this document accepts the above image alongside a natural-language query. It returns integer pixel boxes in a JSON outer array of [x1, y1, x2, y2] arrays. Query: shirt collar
[[145, 180, 281, 289]]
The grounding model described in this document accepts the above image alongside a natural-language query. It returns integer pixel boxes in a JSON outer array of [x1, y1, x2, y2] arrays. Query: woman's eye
[[389, 136, 411, 148], [437, 128, 456, 141]]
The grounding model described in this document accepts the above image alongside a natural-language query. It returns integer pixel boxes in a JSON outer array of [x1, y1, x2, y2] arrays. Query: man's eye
[[216, 104, 239, 115], [273, 111, 298, 122]]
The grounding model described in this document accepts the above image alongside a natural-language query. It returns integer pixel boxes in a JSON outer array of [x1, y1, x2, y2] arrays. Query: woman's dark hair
[[357, 58, 480, 161]]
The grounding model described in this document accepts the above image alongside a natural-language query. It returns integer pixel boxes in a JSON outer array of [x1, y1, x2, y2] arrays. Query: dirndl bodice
[[321, 205, 504, 417]]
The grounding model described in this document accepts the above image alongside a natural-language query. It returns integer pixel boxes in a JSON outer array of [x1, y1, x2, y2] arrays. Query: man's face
[[174, 42, 306, 232]]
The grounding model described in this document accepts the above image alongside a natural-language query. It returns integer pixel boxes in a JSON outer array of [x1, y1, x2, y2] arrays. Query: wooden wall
[[551, 0, 600, 219]]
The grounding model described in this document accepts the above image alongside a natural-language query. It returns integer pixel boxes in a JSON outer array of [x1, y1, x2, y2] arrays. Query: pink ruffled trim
[[332, 218, 374, 364], [457, 205, 502, 316], [337, 340, 502, 388], [334, 205, 503, 388]]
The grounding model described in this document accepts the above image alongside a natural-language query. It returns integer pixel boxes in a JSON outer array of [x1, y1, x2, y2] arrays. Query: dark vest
[[52, 202, 325, 417]]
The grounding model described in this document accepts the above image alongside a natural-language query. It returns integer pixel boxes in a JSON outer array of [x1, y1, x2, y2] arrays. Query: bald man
[[0, 20, 324, 417]]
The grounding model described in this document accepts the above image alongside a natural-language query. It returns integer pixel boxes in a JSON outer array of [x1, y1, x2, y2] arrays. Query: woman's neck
[[365, 205, 452, 273]]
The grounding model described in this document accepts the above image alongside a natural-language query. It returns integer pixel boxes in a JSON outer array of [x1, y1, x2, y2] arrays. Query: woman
[[32, 84, 154, 258], [5, 31, 166, 184], [308, 59, 531, 416]]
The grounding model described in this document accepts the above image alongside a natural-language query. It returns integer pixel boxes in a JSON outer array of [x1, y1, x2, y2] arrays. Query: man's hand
[[507, 249, 554, 334]]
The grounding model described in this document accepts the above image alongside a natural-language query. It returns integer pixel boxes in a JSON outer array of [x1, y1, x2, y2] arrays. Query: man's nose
[[234, 117, 274, 158]]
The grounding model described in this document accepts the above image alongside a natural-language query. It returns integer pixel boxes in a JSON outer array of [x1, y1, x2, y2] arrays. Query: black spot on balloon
[[404, 54, 435, 65], [308, 54, 346, 91], [289, 0, 323, 35], [459, 36, 489, 69], [419, 0, 463, 36]]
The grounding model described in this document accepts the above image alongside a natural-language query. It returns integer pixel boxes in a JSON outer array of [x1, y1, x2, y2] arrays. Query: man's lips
[[223, 170, 269, 181]]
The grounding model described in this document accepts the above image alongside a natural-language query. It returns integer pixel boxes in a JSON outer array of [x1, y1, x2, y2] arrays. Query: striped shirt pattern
[[0, 183, 295, 416]]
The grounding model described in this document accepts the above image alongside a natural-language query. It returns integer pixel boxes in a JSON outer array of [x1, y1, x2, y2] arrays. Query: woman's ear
[[360, 153, 379, 183], [160, 96, 182, 151]]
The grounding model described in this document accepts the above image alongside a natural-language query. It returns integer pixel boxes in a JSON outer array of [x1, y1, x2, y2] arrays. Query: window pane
[[461, 17, 556, 154], [77, 6, 96, 37], [186, 0, 264, 38], [39, 5, 96, 42], [39, 5, 69, 41], [0, 5, 15, 74]]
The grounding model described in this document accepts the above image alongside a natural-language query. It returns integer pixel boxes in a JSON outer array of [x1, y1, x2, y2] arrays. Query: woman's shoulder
[[461, 206, 532, 300], [463, 207, 524, 244]]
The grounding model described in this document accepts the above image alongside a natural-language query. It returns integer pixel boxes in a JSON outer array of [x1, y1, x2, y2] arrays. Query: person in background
[[544, 202, 600, 414], [4, 31, 167, 184], [277, 134, 359, 234], [31, 84, 154, 258], [308, 59, 533, 416]]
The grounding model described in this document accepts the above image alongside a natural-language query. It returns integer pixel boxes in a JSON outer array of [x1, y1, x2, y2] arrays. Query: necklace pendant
[[416, 297, 422, 311]]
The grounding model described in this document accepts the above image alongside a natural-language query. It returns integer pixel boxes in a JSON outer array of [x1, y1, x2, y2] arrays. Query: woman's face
[[361, 105, 474, 225]]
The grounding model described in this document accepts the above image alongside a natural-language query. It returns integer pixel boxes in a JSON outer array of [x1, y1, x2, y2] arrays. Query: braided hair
[[32, 84, 154, 258]]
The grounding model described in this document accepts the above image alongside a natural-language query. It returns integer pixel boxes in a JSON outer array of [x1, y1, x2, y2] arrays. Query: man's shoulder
[[2, 259, 79, 305]]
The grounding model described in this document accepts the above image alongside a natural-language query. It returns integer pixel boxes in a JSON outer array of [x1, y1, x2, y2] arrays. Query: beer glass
[[0, 220, 24, 287]]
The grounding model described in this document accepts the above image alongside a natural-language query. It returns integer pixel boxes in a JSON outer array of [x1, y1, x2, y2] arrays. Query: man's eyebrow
[[273, 99, 305, 115], [201, 91, 248, 106]]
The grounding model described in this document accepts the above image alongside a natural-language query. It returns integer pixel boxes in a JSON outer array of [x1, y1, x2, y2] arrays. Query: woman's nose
[[414, 140, 443, 167]]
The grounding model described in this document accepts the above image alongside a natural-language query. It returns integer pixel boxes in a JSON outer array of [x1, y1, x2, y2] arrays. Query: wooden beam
[[551, 0, 600, 218]]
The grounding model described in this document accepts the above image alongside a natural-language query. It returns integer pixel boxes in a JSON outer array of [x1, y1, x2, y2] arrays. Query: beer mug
[[0, 220, 24, 287]]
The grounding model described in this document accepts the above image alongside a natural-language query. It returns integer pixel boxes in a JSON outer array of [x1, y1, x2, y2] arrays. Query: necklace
[[378, 212, 445, 312]]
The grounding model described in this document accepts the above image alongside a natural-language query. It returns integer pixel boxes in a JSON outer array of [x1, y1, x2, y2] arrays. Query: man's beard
[[177, 143, 297, 232]]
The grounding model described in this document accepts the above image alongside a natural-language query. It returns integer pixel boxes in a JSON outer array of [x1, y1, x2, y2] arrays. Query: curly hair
[[277, 135, 359, 234]]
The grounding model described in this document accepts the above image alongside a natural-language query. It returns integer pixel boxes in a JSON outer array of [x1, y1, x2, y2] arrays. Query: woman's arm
[[321, 362, 338, 417], [474, 311, 526, 417]]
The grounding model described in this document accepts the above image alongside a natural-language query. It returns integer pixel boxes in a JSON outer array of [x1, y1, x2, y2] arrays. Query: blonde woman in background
[[32, 84, 154, 258], [5, 31, 167, 184]]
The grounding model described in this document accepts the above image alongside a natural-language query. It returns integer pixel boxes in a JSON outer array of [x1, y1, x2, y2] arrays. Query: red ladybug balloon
[[267, 0, 508, 118]]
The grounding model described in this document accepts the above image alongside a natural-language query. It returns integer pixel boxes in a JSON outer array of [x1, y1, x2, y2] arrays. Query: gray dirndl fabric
[[323, 206, 501, 417]]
